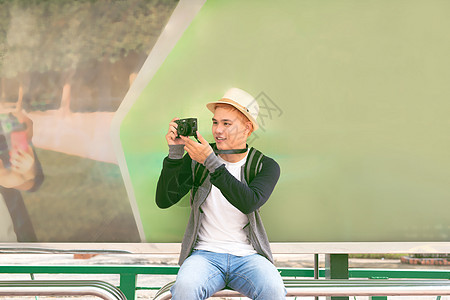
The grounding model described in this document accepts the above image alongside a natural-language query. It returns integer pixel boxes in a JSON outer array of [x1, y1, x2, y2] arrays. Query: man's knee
[[255, 279, 286, 299], [252, 262, 286, 299], [171, 261, 225, 300], [171, 278, 206, 300]]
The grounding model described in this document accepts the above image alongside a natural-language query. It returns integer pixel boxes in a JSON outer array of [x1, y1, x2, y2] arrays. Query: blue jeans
[[171, 250, 286, 300]]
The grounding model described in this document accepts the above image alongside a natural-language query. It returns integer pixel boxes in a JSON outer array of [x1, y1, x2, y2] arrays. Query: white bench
[[154, 279, 450, 299]]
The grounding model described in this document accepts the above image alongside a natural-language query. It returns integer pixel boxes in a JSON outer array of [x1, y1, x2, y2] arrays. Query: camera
[[175, 118, 198, 137], [0, 113, 28, 168]]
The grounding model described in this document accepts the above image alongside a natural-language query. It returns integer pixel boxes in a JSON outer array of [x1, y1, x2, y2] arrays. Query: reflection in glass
[[0, 0, 179, 242]]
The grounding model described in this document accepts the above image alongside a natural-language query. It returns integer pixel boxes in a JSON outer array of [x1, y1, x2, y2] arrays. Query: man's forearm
[[156, 152, 193, 208], [209, 157, 280, 214]]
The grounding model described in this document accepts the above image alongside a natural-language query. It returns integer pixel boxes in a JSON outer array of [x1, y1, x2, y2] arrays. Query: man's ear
[[245, 121, 253, 137]]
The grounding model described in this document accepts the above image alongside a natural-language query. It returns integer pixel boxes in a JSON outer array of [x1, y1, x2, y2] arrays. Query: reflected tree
[[0, 0, 178, 114]]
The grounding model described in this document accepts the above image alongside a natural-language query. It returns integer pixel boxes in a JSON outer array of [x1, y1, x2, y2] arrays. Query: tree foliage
[[0, 0, 178, 111]]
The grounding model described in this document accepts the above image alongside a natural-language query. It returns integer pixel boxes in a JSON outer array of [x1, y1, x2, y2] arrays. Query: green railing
[[1, 265, 449, 299]]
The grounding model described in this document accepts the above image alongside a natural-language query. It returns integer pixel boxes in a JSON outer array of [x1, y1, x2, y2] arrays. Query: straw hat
[[206, 88, 259, 131]]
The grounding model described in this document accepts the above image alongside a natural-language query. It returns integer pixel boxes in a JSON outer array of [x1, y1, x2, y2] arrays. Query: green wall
[[120, 0, 450, 242]]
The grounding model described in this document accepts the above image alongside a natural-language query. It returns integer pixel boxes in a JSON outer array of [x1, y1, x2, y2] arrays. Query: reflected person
[[0, 111, 44, 242]]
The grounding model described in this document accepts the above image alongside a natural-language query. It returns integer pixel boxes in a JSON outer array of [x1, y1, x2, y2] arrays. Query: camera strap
[[193, 132, 201, 143], [213, 143, 248, 154]]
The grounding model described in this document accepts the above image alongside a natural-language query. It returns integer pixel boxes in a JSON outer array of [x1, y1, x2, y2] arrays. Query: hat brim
[[206, 100, 259, 131]]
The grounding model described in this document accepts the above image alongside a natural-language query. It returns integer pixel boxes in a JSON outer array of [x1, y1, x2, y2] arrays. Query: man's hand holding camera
[[166, 118, 186, 146], [167, 117, 213, 165], [180, 132, 212, 165], [10, 146, 36, 182], [0, 145, 36, 189]]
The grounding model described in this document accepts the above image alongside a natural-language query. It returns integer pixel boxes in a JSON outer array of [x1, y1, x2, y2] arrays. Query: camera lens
[[177, 120, 190, 136], [180, 124, 190, 136]]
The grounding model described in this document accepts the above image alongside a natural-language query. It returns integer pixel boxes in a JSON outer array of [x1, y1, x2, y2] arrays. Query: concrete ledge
[[2, 242, 450, 254]]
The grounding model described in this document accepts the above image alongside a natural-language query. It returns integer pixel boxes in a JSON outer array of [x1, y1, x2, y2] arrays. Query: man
[[156, 88, 286, 299]]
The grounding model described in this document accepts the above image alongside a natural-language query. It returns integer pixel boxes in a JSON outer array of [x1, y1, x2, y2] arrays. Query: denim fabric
[[171, 250, 286, 300]]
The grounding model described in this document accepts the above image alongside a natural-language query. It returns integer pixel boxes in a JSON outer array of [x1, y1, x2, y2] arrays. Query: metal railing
[[0, 280, 126, 300], [0, 265, 449, 299]]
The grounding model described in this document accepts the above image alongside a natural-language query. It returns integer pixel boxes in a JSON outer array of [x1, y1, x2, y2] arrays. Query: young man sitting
[[156, 87, 286, 299]]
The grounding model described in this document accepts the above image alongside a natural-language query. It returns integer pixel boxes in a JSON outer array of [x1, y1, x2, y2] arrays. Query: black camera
[[175, 118, 198, 137]]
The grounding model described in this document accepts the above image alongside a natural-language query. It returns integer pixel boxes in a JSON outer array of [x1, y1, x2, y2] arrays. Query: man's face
[[212, 105, 250, 150]]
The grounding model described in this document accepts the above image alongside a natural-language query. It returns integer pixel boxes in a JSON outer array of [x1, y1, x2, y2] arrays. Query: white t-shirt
[[195, 152, 256, 256], [0, 194, 18, 242]]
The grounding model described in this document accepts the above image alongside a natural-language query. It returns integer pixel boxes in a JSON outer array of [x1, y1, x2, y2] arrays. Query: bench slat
[[154, 279, 450, 299]]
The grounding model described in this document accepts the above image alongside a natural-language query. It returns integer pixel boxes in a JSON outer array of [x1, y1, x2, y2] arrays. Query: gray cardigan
[[156, 145, 280, 265]]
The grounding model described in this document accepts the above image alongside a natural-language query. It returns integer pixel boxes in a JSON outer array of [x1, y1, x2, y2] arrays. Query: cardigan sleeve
[[27, 146, 44, 192], [155, 151, 194, 209], [209, 156, 280, 214]]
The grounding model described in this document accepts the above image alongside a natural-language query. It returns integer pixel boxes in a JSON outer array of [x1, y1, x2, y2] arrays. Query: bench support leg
[[314, 254, 319, 300], [120, 273, 137, 300], [325, 254, 349, 300]]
